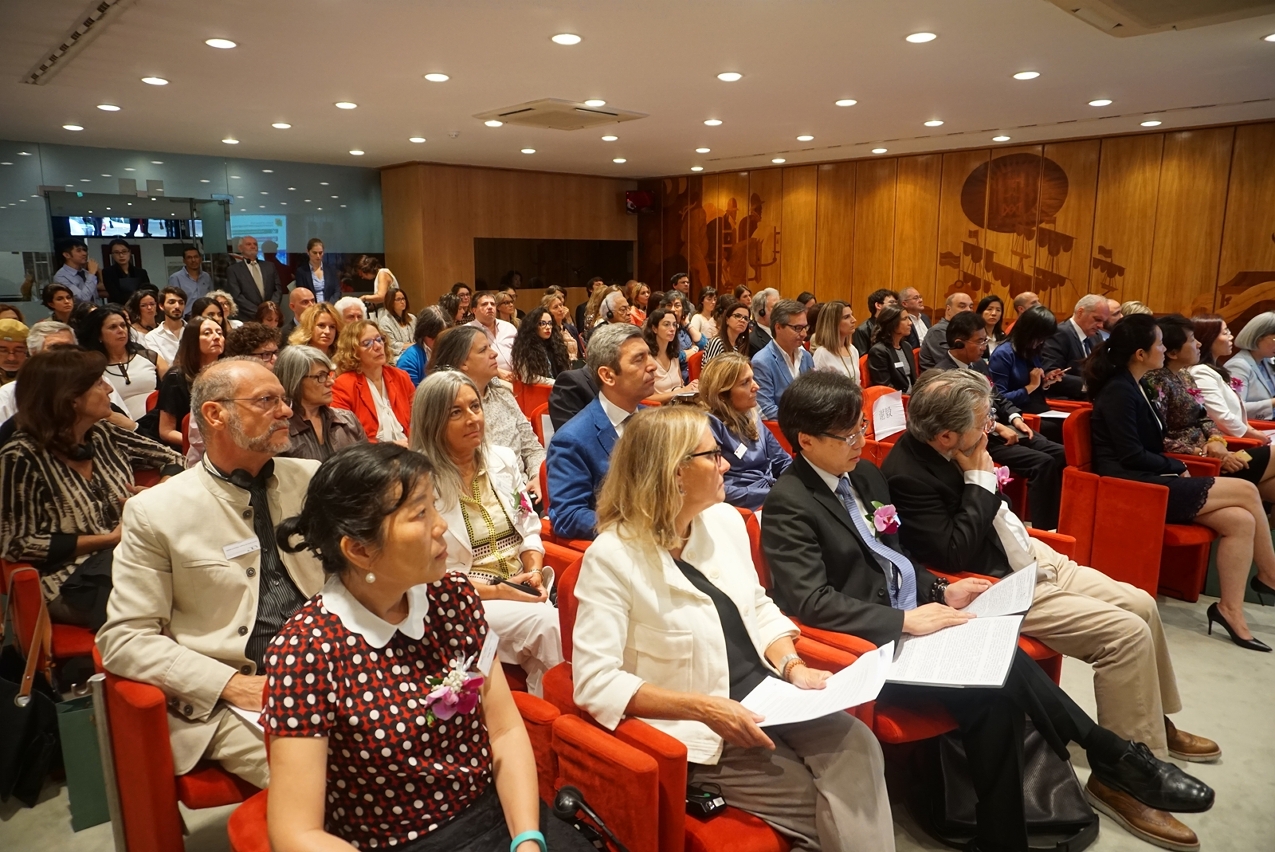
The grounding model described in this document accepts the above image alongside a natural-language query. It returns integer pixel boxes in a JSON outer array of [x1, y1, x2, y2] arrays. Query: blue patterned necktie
[[835, 477, 918, 611]]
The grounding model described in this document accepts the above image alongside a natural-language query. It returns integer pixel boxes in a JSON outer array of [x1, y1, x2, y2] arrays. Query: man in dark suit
[[926, 311, 1065, 530], [547, 366, 599, 431], [546, 324, 656, 540], [762, 371, 1214, 852], [292, 238, 341, 303], [1041, 294, 1109, 399], [747, 287, 780, 356], [225, 235, 283, 318], [899, 286, 930, 351], [918, 291, 974, 371], [851, 288, 898, 354]]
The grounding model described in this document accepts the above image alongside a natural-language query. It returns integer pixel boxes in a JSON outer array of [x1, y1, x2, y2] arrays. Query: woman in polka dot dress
[[263, 443, 593, 852]]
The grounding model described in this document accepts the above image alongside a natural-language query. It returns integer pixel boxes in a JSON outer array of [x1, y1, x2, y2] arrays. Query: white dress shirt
[[469, 319, 518, 372], [142, 323, 183, 364], [599, 392, 634, 438]]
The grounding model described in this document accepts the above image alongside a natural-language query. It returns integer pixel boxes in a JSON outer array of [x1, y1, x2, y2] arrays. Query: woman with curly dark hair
[[510, 306, 570, 385], [80, 304, 169, 420]]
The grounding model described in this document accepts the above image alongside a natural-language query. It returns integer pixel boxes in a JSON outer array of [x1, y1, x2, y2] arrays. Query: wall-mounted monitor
[[52, 216, 202, 240]]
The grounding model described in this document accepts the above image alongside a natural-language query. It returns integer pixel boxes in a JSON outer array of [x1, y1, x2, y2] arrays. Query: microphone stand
[[553, 785, 631, 852]]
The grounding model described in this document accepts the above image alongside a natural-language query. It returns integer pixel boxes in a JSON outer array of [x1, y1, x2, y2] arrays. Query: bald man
[[281, 287, 315, 347], [1005, 291, 1041, 335], [900, 287, 930, 350], [918, 291, 974, 370]]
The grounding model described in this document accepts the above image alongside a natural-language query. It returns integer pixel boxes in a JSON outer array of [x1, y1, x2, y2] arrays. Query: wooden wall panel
[[661, 176, 689, 285], [716, 171, 751, 298], [891, 154, 942, 309], [636, 177, 663, 288], [700, 172, 723, 293], [1036, 139, 1100, 313], [936, 150, 990, 302], [380, 165, 426, 300], [980, 145, 1044, 307], [852, 158, 897, 303], [1089, 134, 1164, 303], [1212, 123, 1275, 320], [685, 174, 710, 295], [780, 166, 818, 299], [1147, 128, 1235, 315], [814, 162, 855, 304], [747, 168, 785, 294]]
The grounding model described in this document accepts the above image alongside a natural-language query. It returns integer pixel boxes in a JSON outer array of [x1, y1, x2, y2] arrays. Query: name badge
[[734, 442, 748, 459], [477, 628, 500, 676], [223, 537, 261, 560]]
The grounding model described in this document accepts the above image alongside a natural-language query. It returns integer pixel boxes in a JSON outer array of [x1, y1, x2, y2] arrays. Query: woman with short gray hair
[[1224, 311, 1275, 420], [275, 346, 366, 462]]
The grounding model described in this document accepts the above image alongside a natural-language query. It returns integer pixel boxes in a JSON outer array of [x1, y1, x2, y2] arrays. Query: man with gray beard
[[98, 358, 323, 788]]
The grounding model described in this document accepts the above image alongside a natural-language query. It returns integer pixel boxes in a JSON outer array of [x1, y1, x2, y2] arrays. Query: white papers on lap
[[741, 643, 892, 727], [227, 704, 264, 732], [961, 563, 1037, 618], [1037, 409, 1071, 420], [887, 615, 1023, 688], [872, 391, 907, 440]]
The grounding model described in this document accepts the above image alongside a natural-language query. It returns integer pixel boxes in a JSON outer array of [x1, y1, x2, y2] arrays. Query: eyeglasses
[[251, 349, 279, 362], [358, 336, 385, 349], [781, 322, 809, 334], [821, 419, 870, 444], [302, 370, 335, 384], [685, 445, 724, 463], [537, 320, 555, 328], [217, 394, 291, 412]]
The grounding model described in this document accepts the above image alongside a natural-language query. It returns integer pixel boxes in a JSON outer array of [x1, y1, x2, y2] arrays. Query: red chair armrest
[[512, 691, 560, 805], [1022, 413, 1042, 431], [1227, 436, 1266, 450], [793, 622, 878, 657], [793, 635, 858, 673], [553, 715, 662, 852], [1027, 528, 1076, 559], [1168, 453, 1222, 476], [613, 718, 689, 852]]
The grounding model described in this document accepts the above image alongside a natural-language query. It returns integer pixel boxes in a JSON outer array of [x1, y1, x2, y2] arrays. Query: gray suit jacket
[[225, 259, 282, 317]]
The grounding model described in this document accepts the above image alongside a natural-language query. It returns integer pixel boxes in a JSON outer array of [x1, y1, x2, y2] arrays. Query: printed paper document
[[962, 563, 1037, 618], [887, 615, 1023, 688], [741, 643, 893, 727]]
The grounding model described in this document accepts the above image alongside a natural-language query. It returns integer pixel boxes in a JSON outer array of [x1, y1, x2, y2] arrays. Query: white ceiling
[[1, 0, 1274, 178]]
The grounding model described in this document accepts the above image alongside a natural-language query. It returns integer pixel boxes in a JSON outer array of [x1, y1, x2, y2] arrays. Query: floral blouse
[[1141, 368, 1219, 455]]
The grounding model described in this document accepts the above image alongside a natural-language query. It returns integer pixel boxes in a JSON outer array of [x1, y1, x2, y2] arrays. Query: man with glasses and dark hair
[[751, 299, 813, 419], [99, 358, 324, 790], [762, 371, 1215, 852]]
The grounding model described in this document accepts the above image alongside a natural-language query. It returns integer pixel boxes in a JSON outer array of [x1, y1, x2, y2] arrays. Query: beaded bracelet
[[511, 830, 547, 852]]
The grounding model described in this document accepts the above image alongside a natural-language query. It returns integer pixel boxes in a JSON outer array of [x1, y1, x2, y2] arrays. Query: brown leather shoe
[[1086, 776, 1199, 851], [1165, 717, 1221, 763]]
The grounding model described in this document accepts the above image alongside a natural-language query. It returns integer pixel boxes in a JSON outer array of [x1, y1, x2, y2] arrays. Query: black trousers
[[988, 430, 1067, 530], [880, 648, 1097, 852], [401, 785, 596, 852]]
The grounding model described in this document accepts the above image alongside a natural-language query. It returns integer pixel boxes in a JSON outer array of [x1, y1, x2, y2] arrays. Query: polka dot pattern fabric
[[263, 575, 493, 849]]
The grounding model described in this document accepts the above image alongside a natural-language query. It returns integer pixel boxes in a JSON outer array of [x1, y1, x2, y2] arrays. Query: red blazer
[[330, 366, 414, 442]]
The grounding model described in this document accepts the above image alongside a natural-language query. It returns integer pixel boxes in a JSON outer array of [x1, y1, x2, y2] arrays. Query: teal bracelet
[[511, 829, 547, 852]]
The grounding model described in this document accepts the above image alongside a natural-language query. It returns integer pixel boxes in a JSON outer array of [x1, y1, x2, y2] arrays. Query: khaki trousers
[[196, 708, 269, 789], [1021, 539, 1181, 757]]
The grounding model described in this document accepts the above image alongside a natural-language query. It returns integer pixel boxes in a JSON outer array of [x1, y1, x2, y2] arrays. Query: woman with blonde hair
[[330, 319, 414, 443], [409, 371, 561, 694], [572, 405, 894, 852], [624, 280, 650, 326], [699, 353, 791, 509], [540, 291, 581, 362], [1121, 301, 1153, 317], [287, 302, 342, 358], [809, 299, 860, 383], [582, 284, 618, 342]]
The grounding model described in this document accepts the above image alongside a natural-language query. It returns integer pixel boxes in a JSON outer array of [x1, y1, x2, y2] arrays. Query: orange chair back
[[912, 347, 921, 374], [862, 439, 892, 467], [762, 419, 793, 455], [858, 354, 870, 388], [735, 507, 770, 589], [521, 383, 553, 418], [145, 390, 158, 413], [686, 349, 703, 382], [530, 402, 550, 445], [1062, 407, 1093, 469], [861, 386, 903, 442], [557, 555, 585, 661], [181, 413, 191, 455]]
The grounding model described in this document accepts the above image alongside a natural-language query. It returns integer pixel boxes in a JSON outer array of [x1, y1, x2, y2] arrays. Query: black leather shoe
[[1089, 742, 1215, 814]]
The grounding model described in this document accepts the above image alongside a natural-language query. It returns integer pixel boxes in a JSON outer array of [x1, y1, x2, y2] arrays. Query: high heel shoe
[[1251, 575, 1275, 606], [1206, 603, 1272, 652]]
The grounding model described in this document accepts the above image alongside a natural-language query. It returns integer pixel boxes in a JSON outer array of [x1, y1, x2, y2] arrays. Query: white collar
[[1067, 317, 1088, 343], [319, 574, 430, 648], [805, 458, 845, 496], [599, 392, 635, 432]]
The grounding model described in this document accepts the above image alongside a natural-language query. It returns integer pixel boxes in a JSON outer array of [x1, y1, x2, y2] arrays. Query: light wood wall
[[381, 162, 637, 307], [637, 121, 1275, 329]]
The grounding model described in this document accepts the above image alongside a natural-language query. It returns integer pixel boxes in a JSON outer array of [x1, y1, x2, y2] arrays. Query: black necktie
[[1083, 336, 1095, 356]]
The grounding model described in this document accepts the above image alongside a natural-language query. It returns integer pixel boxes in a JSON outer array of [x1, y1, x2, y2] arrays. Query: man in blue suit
[[293, 238, 342, 303], [752, 299, 814, 419], [547, 324, 656, 540]]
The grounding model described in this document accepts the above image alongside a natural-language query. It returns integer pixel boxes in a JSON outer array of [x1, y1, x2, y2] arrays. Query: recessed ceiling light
[[141, 76, 168, 86], [409, 137, 426, 143], [992, 135, 1011, 142], [872, 147, 888, 154], [906, 32, 937, 43], [151, 160, 163, 164], [349, 149, 364, 156], [80, 178, 91, 182], [340, 204, 347, 208], [101, 173, 111, 177], [97, 104, 121, 112], [521, 148, 536, 154], [205, 38, 237, 49], [288, 187, 295, 190], [231, 175, 241, 179], [330, 195, 339, 199], [835, 98, 858, 107], [262, 169, 273, 173], [484, 120, 503, 127], [423, 73, 449, 82], [305, 199, 311, 202], [63, 124, 84, 131], [717, 72, 743, 82], [695, 147, 711, 153], [613, 158, 627, 164], [691, 166, 704, 172], [1141, 120, 1162, 127], [601, 135, 618, 142], [260, 191, 268, 195], [18, 152, 32, 156], [236, 195, 244, 198], [320, 181, 329, 185], [280, 202, 286, 205], [551, 33, 582, 45], [0, 163, 10, 166], [200, 179, 211, 183], [924, 119, 944, 127], [1013, 71, 1040, 80], [1089, 98, 1113, 107], [1263, 33, 1275, 42], [317, 207, 322, 211], [796, 134, 814, 142], [335, 102, 357, 109], [584, 99, 606, 107], [704, 119, 723, 126], [771, 158, 786, 164], [123, 167, 134, 170], [222, 138, 239, 144], [272, 122, 291, 129], [259, 205, 265, 208]]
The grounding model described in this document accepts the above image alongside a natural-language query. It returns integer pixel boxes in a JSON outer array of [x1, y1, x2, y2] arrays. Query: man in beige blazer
[[98, 358, 324, 787]]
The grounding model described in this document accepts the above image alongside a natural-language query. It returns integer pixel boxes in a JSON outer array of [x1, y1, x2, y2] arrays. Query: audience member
[[226, 236, 283, 318], [168, 246, 212, 307], [661, 292, 705, 358], [690, 287, 718, 339], [157, 317, 225, 448], [700, 353, 791, 510], [851, 288, 898, 354], [53, 237, 103, 303], [1188, 314, 1270, 442], [224, 322, 281, 364], [918, 291, 974, 370], [1223, 311, 1275, 420], [541, 291, 582, 362], [796, 290, 817, 309], [82, 306, 168, 420], [598, 289, 633, 333], [253, 300, 282, 329], [989, 304, 1066, 417], [1009, 291, 1042, 331], [99, 358, 321, 788], [356, 255, 400, 311], [669, 271, 691, 296], [1088, 314, 1275, 651], [866, 306, 915, 392], [0, 321, 88, 423], [575, 276, 607, 330], [282, 287, 316, 340], [409, 371, 560, 694], [748, 287, 781, 355], [978, 294, 1008, 353], [333, 295, 367, 326], [262, 442, 587, 852], [0, 319, 28, 386], [644, 308, 696, 402], [292, 238, 340, 303], [42, 281, 76, 324], [752, 299, 814, 419], [573, 405, 895, 851], [703, 296, 752, 365], [190, 295, 230, 335], [546, 365, 599, 432], [495, 290, 520, 328], [1122, 300, 1153, 317], [468, 291, 518, 380], [143, 288, 190, 365], [1, 350, 181, 629], [579, 284, 617, 343], [287, 302, 342, 358], [809, 299, 860, 383], [1103, 298, 1123, 336], [397, 305, 448, 385], [125, 289, 158, 340], [1043, 294, 1110, 399], [762, 371, 1214, 852], [273, 346, 365, 462], [0, 305, 23, 323], [376, 286, 415, 365], [431, 326, 545, 504], [450, 279, 474, 321], [624, 279, 650, 326], [733, 283, 753, 308], [330, 319, 412, 444], [511, 306, 570, 385], [500, 274, 525, 321], [898, 287, 929, 351], [101, 239, 152, 303], [547, 323, 655, 540]]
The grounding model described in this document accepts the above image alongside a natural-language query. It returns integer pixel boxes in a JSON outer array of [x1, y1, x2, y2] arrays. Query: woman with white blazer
[[410, 370, 562, 696], [1223, 311, 1275, 421], [1190, 314, 1272, 442], [572, 406, 893, 852]]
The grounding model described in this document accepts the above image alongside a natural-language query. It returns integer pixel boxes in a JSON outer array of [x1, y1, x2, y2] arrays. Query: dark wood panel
[[636, 177, 663, 288], [685, 174, 710, 296], [747, 168, 785, 293], [936, 150, 990, 302], [979, 145, 1044, 307], [1213, 122, 1275, 321], [1036, 139, 1100, 314], [716, 171, 751, 298], [1089, 134, 1164, 303], [781, 165, 818, 298], [852, 158, 897, 307], [814, 162, 855, 304], [892, 154, 942, 309]]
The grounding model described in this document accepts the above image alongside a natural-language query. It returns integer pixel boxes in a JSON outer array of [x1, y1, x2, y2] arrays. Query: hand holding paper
[[740, 643, 892, 727]]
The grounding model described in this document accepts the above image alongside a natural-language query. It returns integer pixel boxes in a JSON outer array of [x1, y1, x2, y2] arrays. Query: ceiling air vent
[[1045, 0, 1275, 36], [474, 99, 647, 131]]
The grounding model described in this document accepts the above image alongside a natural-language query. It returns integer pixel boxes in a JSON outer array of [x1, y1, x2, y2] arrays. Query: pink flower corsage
[[1230, 377, 1244, 393], [513, 488, 536, 521], [422, 655, 484, 725], [871, 502, 901, 535], [1186, 387, 1203, 403], [994, 465, 1014, 492]]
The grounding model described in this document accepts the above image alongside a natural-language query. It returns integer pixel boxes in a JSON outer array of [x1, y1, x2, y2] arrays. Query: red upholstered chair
[[3, 563, 96, 663], [180, 413, 191, 456], [520, 383, 554, 419], [912, 347, 921, 375], [687, 349, 704, 382], [858, 354, 871, 388], [529, 402, 551, 445], [145, 390, 159, 412], [861, 386, 904, 443], [762, 419, 793, 456]]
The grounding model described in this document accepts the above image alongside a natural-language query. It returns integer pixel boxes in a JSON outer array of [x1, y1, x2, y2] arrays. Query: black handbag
[[0, 574, 63, 807], [912, 720, 1099, 852]]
